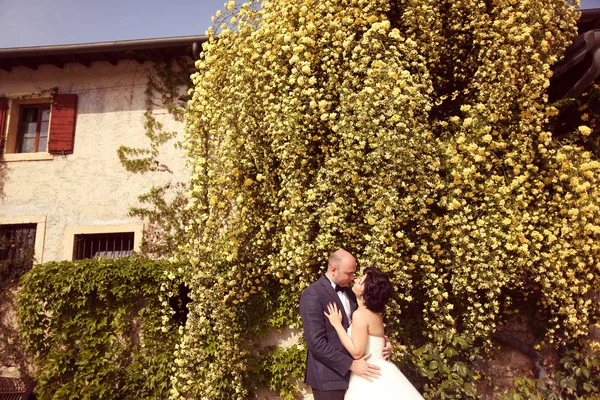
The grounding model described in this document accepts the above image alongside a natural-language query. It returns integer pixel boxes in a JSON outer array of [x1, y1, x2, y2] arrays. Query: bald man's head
[[326, 249, 356, 287]]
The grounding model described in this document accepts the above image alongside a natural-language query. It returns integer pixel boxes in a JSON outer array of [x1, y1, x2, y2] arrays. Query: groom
[[300, 249, 389, 400]]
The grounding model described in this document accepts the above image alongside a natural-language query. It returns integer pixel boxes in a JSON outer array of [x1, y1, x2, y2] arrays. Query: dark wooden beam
[[101, 52, 118, 66], [0, 36, 209, 70], [49, 56, 64, 69], [129, 49, 156, 63], [150, 49, 168, 61], [13, 57, 37, 70], [71, 54, 91, 67], [132, 53, 146, 64]]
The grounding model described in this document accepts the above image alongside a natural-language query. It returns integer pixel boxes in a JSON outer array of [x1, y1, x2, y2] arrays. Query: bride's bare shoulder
[[352, 307, 378, 321]]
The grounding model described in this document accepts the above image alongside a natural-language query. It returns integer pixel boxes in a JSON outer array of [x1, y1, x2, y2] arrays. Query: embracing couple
[[299, 249, 424, 400]]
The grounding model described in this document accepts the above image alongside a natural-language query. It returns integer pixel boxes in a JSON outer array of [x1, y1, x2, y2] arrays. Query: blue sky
[[0, 0, 226, 48], [0, 0, 599, 48]]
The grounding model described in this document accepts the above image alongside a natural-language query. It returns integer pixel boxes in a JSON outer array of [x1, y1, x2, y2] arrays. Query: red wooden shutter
[[0, 97, 7, 154], [48, 94, 78, 154]]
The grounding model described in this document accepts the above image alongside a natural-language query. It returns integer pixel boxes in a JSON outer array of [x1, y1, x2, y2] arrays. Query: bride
[[324, 267, 424, 400]]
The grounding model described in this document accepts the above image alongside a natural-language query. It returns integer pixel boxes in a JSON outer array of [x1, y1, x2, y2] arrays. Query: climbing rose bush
[[171, 0, 597, 398]]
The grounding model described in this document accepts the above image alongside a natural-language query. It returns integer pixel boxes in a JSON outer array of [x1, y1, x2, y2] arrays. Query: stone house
[[0, 35, 205, 381], [0, 36, 205, 266]]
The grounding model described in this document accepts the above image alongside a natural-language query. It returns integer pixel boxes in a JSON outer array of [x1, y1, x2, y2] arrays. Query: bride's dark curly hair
[[362, 267, 394, 313]]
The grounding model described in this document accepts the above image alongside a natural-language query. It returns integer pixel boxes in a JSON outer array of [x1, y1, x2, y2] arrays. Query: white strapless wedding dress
[[345, 328, 424, 400]]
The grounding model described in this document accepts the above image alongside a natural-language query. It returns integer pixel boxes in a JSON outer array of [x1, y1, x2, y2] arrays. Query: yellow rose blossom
[[578, 125, 592, 136]]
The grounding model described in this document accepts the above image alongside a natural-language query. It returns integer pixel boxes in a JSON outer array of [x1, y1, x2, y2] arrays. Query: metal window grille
[[0, 377, 26, 400], [0, 224, 36, 265], [73, 232, 134, 260]]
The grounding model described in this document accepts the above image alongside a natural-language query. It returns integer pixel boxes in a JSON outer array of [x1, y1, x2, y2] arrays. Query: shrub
[[404, 330, 481, 400], [17, 257, 184, 400]]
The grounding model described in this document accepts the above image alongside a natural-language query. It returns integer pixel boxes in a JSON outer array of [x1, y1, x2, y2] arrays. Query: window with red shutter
[[48, 94, 78, 154], [0, 93, 78, 158]]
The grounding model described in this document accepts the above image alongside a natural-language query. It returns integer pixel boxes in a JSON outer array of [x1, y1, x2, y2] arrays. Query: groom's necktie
[[334, 284, 346, 293]]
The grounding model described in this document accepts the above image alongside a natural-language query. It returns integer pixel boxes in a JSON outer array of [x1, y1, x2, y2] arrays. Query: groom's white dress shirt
[[326, 276, 352, 323]]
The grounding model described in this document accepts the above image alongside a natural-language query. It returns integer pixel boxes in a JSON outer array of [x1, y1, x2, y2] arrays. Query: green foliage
[[404, 330, 480, 400], [17, 257, 184, 400], [129, 183, 191, 259], [250, 344, 306, 400], [502, 348, 600, 399], [500, 377, 557, 400], [556, 349, 600, 398]]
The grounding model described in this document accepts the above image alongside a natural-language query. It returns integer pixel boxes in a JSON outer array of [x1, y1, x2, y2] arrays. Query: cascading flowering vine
[[171, 0, 597, 398]]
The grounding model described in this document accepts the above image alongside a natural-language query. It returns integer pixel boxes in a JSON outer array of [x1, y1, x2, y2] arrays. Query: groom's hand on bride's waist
[[382, 335, 392, 362], [349, 354, 381, 381]]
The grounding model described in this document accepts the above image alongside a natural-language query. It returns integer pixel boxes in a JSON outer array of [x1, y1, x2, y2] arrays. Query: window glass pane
[[41, 106, 50, 121], [21, 138, 35, 153], [22, 107, 38, 123], [38, 137, 47, 152], [39, 120, 49, 152], [21, 122, 37, 138], [40, 121, 49, 136]]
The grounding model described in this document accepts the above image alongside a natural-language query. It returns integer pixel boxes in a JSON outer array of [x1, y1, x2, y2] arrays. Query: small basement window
[[73, 232, 134, 260]]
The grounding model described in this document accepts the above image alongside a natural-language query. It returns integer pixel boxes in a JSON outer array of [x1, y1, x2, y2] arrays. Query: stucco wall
[[0, 60, 188, 262]]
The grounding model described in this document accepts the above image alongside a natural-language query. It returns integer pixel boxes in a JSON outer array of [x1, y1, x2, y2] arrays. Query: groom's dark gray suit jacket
[[300, 275, 358, 391]]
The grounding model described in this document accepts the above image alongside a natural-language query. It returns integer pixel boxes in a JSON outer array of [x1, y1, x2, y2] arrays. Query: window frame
[[17, 103, 51, 154], [0, 215, 46, 264], [62, 224, 143, 261]]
